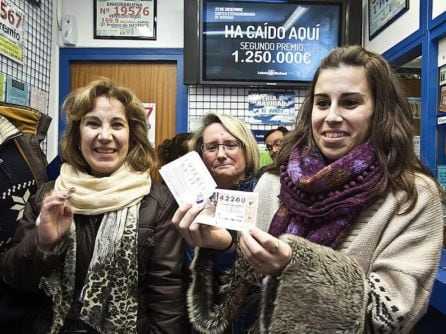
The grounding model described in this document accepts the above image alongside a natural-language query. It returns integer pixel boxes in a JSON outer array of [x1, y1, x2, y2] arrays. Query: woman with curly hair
[[0, 78, 187, 334]]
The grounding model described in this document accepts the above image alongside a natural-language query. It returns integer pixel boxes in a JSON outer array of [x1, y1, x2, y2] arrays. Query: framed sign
[[26, 0, 41, 6], [440, 64, 446, 86], [94, 0, 156, 40], [368, 0, 408, 40]]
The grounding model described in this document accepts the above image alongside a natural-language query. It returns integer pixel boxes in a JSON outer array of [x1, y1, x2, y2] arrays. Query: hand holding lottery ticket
[[159, 151, 217, 207], [172, 204, 234, 250], [194, 189, 258, 231], [160, 152, 259, 231]]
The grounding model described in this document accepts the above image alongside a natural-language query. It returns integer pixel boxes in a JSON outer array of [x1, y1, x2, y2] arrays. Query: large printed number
[[0, 2, 7, 20], [219, 194, 246, 203], [0, 1, 22, 28], [113, 6, 150, 16]]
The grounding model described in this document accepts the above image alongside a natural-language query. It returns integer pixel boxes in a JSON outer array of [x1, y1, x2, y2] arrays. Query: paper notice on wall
[[6, 77, 29, 106], [0, 73, 5, 102], [407, 97, 421, 119], [440, 65, 446, 86], [0, 0, 24, 64], [143, 102, 156, 146], [30, 87, 49, 114], [439, 86, 446, 112], [438, 165, 446, 189]]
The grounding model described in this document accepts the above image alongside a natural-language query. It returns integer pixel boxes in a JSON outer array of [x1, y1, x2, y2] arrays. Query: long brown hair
[[60, 77, 155, 173], [274, 45, 443, 209]]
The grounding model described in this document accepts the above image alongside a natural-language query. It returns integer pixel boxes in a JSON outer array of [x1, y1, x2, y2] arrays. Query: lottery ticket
[[159, 151, 217, 207], [160, 151, 258, 230], [194, 189, 258, 231]]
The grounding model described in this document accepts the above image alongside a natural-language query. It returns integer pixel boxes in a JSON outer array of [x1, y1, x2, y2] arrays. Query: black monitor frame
[[184, 0, 362, 87]]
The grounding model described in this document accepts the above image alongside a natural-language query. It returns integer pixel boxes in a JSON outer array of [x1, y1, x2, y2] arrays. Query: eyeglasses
[[201, 140, 244, 154], [266, 139, 284, 152]]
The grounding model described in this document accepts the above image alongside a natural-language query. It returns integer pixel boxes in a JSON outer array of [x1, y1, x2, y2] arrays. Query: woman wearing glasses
[[177, 113, 260, 334], [193, 113, 259, 191]]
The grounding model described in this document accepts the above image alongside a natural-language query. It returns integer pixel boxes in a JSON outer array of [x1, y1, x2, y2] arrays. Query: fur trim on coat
[[188, 235, 366, 334], [261, 235, 365, 333], [187, 245, 262, 334]]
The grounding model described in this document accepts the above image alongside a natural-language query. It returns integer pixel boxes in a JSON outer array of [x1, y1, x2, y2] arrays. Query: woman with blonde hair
[[179, 113, 260, 334], [189, 113, 259, 190]]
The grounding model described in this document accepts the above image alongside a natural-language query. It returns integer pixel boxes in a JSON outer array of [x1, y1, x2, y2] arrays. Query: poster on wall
[[94, 0, 156, 40], [30, 87, 49, 114], [247, 92, 296, 125], [251, 129, 269, 144], [368, 0, 409, 40], [5, 76, 29, 106], [0, 0, 24, 63], [437, 165, 446, 189], [440, 64, 446, 86], [407, 97, 421, 119], [143, 102, 156, 145], [439, 86, 446, 112], [0, 73, 5, 102], [26, 0, 41, 7]]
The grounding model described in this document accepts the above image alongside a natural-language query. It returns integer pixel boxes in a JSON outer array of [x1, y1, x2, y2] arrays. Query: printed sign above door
[[94, 0, 156, 40]]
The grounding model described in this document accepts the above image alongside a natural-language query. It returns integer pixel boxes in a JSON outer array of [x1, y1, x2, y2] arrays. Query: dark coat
[[0, 181, 188, 334], [0, 104, 51, 333], [185, 175, 260, 334], [0, 103, 51, 248]]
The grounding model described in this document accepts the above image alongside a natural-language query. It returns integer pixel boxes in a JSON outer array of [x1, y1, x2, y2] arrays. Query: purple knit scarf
[[268, 139, 384, 248]]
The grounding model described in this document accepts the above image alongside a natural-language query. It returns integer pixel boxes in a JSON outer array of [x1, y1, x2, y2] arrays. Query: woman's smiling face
[[311, 65, 375, 162], [79, 96, 129, 177]]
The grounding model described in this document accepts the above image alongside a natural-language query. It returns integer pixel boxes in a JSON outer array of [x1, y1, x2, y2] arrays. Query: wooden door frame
[[59, 47, 187, 139]]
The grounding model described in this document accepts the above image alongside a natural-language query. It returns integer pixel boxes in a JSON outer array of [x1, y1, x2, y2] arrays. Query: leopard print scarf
[[40, 163, 151, 333], [79, 206, 139, 333]]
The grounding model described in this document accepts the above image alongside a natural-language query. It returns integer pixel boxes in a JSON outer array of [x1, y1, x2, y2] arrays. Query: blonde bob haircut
[[191, 113, 259, 177], [60, 77, 155, 173]]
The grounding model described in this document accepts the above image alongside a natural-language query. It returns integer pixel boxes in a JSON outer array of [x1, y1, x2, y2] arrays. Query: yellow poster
[[0, 0, 24, 64], [0, 36, 23, 63]]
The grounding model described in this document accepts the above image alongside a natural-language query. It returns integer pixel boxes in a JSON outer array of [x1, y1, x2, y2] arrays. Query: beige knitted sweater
[[254, 172, 444, 333]]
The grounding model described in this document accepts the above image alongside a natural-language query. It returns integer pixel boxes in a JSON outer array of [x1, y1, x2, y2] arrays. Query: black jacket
[[0, 103, 51, 248], [0, 103, 51, 333], [0, 181, 188, 334]]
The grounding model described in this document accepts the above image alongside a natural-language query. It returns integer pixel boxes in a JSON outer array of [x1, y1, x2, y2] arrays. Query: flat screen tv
[[184, 0, 362, 87]]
